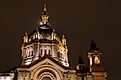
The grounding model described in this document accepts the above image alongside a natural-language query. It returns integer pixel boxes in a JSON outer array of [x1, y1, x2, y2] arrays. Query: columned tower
[[88, 40, 107, 80]]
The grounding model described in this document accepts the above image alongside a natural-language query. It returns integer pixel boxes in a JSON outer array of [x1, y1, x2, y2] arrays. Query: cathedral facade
[[0, 5, 107, 80]]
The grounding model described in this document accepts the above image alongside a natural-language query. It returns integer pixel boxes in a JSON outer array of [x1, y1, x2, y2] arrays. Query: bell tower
[[88, 40, 107, 80]]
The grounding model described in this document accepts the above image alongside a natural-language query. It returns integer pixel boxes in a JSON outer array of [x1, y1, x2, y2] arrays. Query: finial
[[62, 34, 66, 45], [53, 29, 55, 32], [35, 28, 40, 39], [52, 29, 56, 40], [78, 56, 84, 64], [23, 32, 28, 43], [62, 34, 65, 39], [43, 4, 47, 12], [36, 28, 39, 32], [25, 32, 27, 36]]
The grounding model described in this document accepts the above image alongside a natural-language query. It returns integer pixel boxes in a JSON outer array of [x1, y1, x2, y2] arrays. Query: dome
[[27, 23, 61, 43], [29, 23, 53, 40], [23, 4, 61, 45]]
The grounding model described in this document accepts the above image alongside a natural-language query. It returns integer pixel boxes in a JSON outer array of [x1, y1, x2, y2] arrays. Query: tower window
[[31, 51, 34, 56]]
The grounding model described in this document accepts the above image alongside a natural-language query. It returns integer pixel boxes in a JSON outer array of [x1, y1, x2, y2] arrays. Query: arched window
[[48, 50, 51, 55], [28, 48, 33, 58], [28, 51, 31, 57], [44, 49, 47, 54], [31, 51, 34, 56], [40, 46, 51, 56]]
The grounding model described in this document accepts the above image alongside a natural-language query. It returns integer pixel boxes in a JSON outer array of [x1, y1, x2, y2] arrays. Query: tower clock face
[[94, 56, 100, 64]]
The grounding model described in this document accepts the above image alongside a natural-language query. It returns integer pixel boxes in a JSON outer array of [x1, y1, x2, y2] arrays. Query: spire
[[43, 4, 47, 13], [90, 40, 96, 50], [90, 40, 99, 51], [78, 56, 84, 64], [41, 4, 49, 23]]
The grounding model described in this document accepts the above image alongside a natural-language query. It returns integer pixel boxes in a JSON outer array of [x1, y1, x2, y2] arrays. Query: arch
[[30, 65, 63, 80], [38, 72, 56, 80]]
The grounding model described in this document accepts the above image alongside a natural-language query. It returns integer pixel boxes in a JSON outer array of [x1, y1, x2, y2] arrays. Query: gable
[[19, 55, 73, 71]]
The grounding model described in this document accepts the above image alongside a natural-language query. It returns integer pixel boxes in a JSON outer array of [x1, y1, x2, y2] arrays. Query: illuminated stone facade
[[0, 4, 107, 80]]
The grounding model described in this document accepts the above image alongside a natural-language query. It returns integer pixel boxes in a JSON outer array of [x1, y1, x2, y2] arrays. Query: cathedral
[[0, 4, 107, 80]]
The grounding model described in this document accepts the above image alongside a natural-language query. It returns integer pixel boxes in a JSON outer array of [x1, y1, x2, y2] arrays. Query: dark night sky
[[0, 0, 121, 80]]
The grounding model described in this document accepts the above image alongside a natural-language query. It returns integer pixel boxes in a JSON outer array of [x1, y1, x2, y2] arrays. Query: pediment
[[19, 55, 72, 72]]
